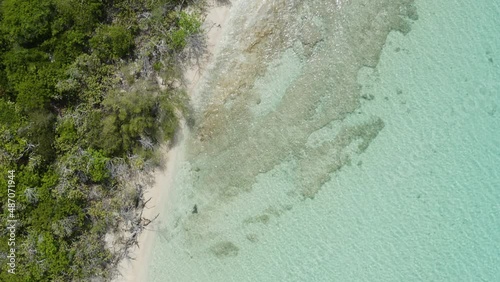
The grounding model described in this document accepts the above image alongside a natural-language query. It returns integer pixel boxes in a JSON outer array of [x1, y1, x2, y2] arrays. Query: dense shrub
[[90, 25, 134, 61]]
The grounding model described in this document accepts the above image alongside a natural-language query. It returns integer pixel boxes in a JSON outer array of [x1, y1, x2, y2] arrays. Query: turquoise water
[[147, 0, 500, 281]]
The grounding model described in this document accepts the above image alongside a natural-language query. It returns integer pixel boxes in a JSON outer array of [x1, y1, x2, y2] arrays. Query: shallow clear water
[[147, 0, 500, 281]]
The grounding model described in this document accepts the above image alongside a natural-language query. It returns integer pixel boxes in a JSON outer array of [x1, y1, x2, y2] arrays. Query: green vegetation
[[0, 0, 204, 280]]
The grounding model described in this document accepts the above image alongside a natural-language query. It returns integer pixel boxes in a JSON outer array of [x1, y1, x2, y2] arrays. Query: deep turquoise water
[[147, 0, 500, 281]]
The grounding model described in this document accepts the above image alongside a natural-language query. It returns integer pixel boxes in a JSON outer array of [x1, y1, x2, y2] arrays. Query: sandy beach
[[113, 2, 232, 281]]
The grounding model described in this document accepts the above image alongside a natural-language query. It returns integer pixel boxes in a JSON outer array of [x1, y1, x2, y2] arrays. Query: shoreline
[[184, 2, 231, 94], [113, 2, 232, 281]]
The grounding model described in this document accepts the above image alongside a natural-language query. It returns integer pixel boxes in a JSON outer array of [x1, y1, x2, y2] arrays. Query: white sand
[[116, 141, 182, 282], [184, 3, 232, 93], [114, 2, 232, 281]]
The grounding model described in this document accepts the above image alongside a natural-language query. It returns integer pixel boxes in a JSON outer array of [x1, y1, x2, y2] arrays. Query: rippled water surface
[[147, 0, 500, 280]]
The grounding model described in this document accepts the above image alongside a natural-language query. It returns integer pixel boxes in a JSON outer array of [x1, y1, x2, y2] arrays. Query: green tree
[[97, 90, 158, 155], [1, 0, 54, 46], [90, 25, 134, 61]]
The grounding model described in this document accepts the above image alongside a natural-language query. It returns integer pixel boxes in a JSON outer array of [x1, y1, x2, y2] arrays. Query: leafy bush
[[87, 149, 110, 182], [55, 118, 78, 152], [90, 25, 134, 61], [170, 11, 201, 50]]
